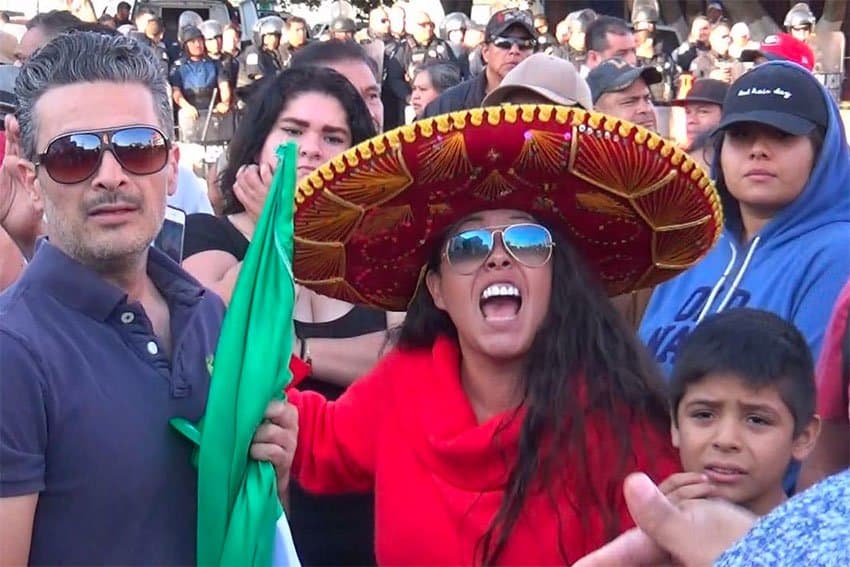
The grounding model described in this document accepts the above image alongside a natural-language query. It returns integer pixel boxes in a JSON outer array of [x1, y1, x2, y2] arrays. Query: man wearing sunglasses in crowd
[[423, 8, 537, 117], [0, 32, 294, 565]]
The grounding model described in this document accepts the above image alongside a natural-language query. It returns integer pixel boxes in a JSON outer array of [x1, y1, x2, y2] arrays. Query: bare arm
[[182, 250, 242, 305], [0, 493, 38, 566], [797, 420, 850, 491], [300, 330, 392, 387]]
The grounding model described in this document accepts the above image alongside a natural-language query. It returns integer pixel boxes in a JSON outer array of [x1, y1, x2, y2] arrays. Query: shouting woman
[[265, 105, 722, 564]]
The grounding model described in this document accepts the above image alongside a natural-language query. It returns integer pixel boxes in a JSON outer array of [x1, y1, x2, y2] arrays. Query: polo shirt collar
[[23, 240, 206, 322]]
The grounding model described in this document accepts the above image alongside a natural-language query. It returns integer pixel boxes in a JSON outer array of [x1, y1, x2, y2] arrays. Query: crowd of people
[[1, 0, 850, 565]]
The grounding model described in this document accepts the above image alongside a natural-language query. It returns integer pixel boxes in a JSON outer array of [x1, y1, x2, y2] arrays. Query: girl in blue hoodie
[[640, 61, 850, 377]]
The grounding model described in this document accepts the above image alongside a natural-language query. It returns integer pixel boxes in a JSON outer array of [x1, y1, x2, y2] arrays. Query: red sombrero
[[294, 105, 722, 311]]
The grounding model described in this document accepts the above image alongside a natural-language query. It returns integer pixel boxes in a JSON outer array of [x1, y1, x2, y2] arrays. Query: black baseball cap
[[714, 62, 828, 136], [586, 58, 662, 103], [671, 78, 728, 107], [485, 8, 537, 42]]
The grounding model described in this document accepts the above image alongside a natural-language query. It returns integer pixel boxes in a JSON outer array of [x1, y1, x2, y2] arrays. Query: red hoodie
[[289, 336, 679, 565]]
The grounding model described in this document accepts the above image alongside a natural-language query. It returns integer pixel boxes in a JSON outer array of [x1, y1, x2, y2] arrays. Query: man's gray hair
[[16, 31, 173, 160]]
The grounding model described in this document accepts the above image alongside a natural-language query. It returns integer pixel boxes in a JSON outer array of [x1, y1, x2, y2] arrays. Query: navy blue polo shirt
[[0, 241, 225, 565]]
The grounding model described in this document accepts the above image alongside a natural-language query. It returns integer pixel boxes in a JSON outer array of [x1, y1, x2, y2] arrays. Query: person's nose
[[90, 150, 129, 191], [484, 233, 512, 269], [710, 416, 742, 452]]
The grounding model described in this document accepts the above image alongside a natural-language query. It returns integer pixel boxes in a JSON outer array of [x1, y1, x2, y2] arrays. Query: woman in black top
[[183, 67, 401, 565]]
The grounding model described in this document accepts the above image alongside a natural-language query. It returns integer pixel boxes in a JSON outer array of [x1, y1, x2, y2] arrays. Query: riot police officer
[[783, 2, 826, 72], [168, 10, 203, 63], [396, 8, 457, 81], [632, 2, 677, 102], [565, 9, 596, 72], [170, 25, 232, 142], [441, 12, 471, 78], [238, 15, 287, 90], [330, 16, 357, 42], [785, 2, 817, 42], [200, 19, 239, 96]]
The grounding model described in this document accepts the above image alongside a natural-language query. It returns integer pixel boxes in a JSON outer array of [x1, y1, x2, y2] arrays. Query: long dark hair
[[220, 66, 377, 214], [398, 222, 669, 565]]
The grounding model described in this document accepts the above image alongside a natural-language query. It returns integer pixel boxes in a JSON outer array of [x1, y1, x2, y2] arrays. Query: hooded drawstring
[[695, 236, 761, 323]]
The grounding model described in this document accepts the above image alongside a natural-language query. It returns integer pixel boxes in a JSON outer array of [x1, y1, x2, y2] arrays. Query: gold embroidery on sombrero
[[569, 123, 678, 200], [575, 192, 637, 218], [293, 239, 346, 281], [359, 205, 414, 236], [291, 104, 724, 311], [513, 130, 570, 175], [294, 190, 364, 242], [473, 169, 517, 201], [652, 222, 716, 269], [417, 129, 472, 183], [326, 151, 414, 208]]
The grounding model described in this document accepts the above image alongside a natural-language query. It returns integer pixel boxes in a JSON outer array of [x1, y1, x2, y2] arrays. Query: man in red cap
[[740, 33, 815, 72]]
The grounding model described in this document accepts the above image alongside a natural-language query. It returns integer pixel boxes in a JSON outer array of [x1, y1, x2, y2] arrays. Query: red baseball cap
[[740, 33, 814, 71]]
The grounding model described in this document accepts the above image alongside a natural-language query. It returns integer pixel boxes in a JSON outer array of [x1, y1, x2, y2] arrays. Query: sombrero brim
[[294, 105, 723, 311]]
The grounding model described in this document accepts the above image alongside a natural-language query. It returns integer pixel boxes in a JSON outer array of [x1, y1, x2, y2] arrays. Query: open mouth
[[479, 282, 522, 321]]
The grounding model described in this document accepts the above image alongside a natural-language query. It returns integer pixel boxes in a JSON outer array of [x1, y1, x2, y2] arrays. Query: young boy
[[662, 308, 821, 515]]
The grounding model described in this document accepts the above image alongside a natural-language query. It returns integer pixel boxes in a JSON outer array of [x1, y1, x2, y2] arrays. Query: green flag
[[172, 142, 299, 566]]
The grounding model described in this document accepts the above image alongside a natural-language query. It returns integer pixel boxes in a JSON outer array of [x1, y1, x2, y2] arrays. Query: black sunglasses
[[445, 223, 554, 274], [35, 125, 171, 185], [492, 36, 537, 51]]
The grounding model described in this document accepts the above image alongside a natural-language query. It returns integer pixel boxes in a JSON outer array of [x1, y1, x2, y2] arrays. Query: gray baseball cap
[[586, 57, 662, 103]]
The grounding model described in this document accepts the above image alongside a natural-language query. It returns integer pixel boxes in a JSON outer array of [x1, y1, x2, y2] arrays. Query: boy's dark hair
[[289, 39, 379, 78], [670, 308, 815, 436]]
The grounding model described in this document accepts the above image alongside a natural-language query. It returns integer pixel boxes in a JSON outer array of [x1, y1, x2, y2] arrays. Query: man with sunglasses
[[423, 8, 537, 118], [0, 32, 294, 565]]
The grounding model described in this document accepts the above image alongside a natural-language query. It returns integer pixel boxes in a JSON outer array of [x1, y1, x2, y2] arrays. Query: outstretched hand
[[574, 473, 756, 567]]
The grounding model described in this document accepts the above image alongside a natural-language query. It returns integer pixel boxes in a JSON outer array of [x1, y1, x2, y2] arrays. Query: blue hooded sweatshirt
[[639, 61, 850, 377]]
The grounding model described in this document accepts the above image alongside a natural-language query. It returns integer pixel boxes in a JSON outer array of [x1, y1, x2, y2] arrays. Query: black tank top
[[290, 307, 385, 566]]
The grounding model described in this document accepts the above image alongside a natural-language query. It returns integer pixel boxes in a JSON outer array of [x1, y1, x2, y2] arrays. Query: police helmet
[[567, 9, 596, 33], [177, 10, 203, 31], [784, 2, 816, 29], [331, 16, 357, 34], [632, 6, 659, 25], [253, 15, 285, 47], [199, 19, 223, 40], [179, 25, 204, 45], [440, 12, 470, 39]]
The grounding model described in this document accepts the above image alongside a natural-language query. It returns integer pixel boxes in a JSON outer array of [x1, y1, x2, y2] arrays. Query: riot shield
[[811, 31, 845, 101]]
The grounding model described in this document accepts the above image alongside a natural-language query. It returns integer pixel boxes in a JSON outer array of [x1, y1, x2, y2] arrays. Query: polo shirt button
[[147, 341, 159, 355], [120, 312, 135, 324]]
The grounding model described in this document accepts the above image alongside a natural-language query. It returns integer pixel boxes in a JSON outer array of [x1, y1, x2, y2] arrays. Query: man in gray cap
[[482, 52, 592, 110], [587, 57, 660, 131]]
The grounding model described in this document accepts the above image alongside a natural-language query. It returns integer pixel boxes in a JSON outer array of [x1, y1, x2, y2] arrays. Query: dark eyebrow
[[684, 398, 721, 409], [738, 402, 780, 415], [280, 117, 349, 137]]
